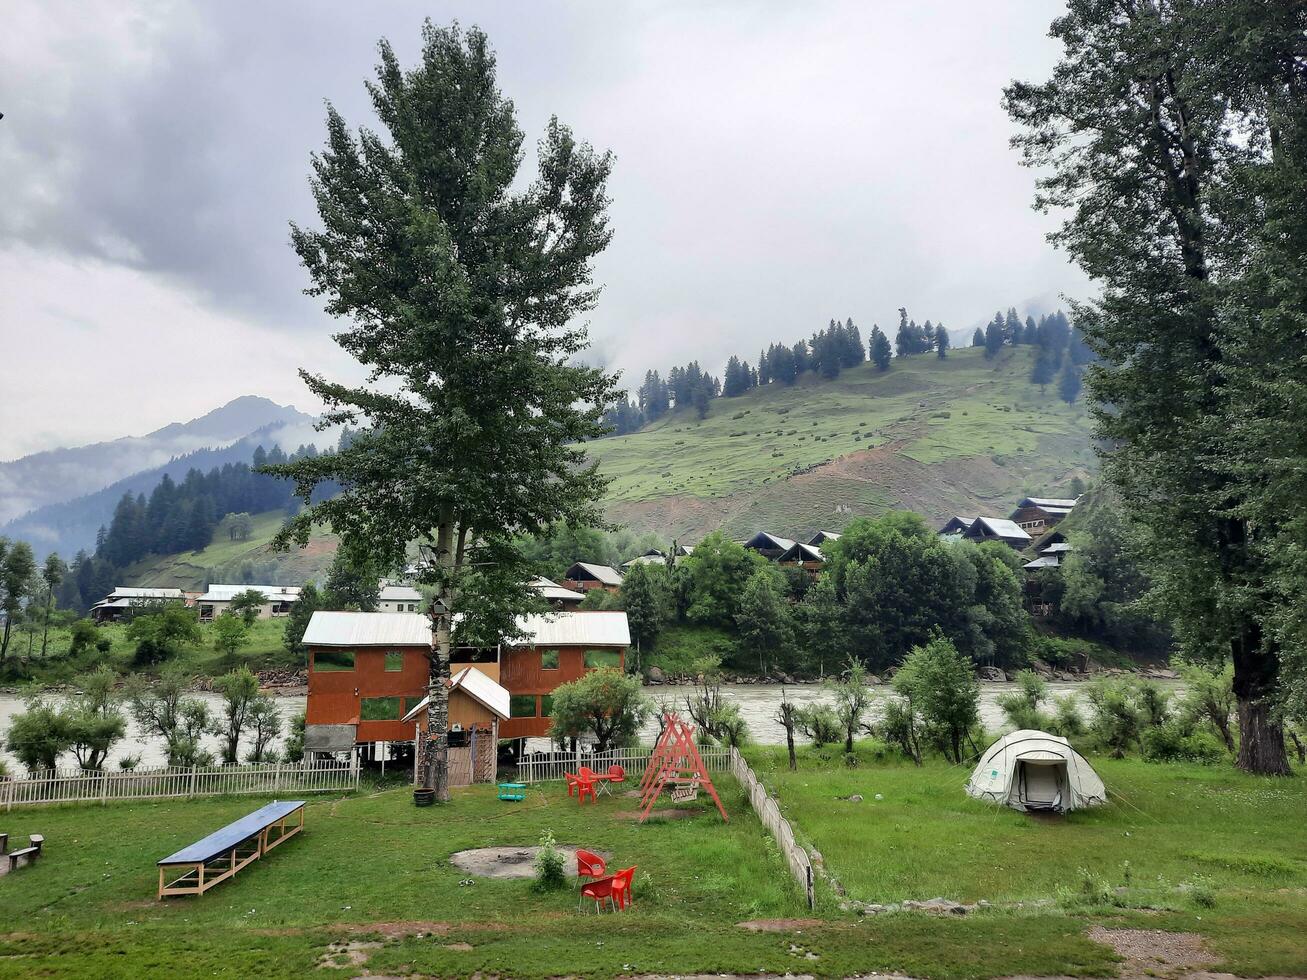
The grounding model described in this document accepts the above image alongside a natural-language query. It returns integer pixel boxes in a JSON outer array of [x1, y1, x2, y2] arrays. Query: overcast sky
[[0, 0, 1087, 461]]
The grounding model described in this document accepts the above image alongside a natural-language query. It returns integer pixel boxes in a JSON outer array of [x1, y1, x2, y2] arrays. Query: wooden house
[[778, 541, 825, 574], [1009, 496, 1078, 535], [561, 561, 624, 593], [529, 577, 585, 609], [806, 530, 842, 547], [938, 516, 1032, 550], [741, 531, 797, 561], [302, 609, 629, 753]]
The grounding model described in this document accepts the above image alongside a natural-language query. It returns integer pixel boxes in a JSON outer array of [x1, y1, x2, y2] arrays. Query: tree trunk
[[421, 519, 456, 802], [41, 588, 53, 657], [0, 619, 11, 661], [785, 726, 796, 771], [1231, 611, 1290, 776]]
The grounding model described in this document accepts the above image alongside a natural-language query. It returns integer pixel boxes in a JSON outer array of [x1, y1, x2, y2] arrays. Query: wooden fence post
[[188, 766, 198, 798]]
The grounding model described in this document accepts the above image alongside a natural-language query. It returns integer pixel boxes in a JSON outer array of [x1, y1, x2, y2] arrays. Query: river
[[1, 680, 1180, 772]]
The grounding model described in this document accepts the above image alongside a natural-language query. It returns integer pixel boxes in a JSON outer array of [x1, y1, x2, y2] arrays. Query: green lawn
[[2, 616, 301, 687], [745, 743, 1307, 977], [0, 776, 1124, 979]]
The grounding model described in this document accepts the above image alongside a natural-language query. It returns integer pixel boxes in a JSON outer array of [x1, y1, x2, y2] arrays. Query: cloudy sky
[[0, 0, 1087, 461]]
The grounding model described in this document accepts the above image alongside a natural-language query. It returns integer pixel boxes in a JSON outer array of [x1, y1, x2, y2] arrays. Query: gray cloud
[[0, 0, 1088, 456]]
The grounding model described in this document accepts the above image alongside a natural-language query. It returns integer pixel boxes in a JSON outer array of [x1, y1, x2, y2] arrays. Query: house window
[[540, 695, 554, 717], [510, 695, 538, 718], [313, 649, 355, 672], [199, 604, 215, 621], [384, 651, 404, 672], [407, 604, 416, 612], [360, 697, 402, 721], [540, 649, 559, 670], [583, 649, 621, 669]]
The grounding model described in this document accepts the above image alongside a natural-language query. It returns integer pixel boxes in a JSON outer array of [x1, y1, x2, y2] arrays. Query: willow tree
[[1005, 0, 1306, 773], [270, 22, 619, 801]]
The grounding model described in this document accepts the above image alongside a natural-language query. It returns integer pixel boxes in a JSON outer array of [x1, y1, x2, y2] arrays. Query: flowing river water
[[0, 680, 1182, 772]]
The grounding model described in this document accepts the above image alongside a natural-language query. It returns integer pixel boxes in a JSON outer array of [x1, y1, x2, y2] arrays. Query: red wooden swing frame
[[637, 711, 728, 823]]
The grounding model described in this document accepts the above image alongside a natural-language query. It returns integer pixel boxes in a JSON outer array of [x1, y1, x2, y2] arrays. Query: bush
[[794, 703, 841, 746], [1049, 695, 1086, 738], [1141, 720, 1225, 764], [69, 619, 99, 656], [532, 830, 567, 892], [118, 754, 141, 771], [95, 637, 112, 654]]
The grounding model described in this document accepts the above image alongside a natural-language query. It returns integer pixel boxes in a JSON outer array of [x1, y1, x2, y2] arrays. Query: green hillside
[[592, 346, 1095, 538], [122, 510, 338, 589]]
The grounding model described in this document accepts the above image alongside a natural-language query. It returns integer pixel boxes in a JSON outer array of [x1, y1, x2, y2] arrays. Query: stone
[[647, 666, 666, 683], [847, 794, 863, 803], [976, 666, 1006, 682]]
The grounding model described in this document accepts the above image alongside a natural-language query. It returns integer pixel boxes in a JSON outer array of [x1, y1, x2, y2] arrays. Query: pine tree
[[870, 325, 892, 371], [1057, 362, 1081, 405], [971, 328, 984, 348], [936, 324, 950, 359], [983, 319, 1004, 359]]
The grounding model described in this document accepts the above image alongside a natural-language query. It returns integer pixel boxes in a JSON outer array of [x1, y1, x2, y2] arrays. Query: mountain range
[[0, 396, 319, 559]]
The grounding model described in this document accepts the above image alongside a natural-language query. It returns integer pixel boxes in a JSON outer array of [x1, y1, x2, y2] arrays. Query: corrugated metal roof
[[529, 577, 585, 602], [1021, 497, 1078, 509], [198, 584, 301, 602], [780, 543, 824, 563], [379, 585, 423, 602], [402, 668, 511, 722], [807, 531, 841, 546], [1042, 542, 1073, 553], [302, 611, 431, 647], [109, 587, 186, 600], [621, 553, 667, 568], [511, 611, 630, 648], [566, 562, 624, 586], [1023, 555, 1061, 569], [743, 531, 797, 552], [974, 517, 1032, 540]]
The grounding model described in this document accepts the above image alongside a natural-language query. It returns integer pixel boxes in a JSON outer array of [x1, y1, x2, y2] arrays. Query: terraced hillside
[[122, 510, 338, 589], [592, 346, 1095, 539]]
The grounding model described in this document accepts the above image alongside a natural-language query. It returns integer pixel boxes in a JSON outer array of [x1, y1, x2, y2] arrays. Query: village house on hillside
[[778, 541, 825, 573], [741, 531, 796, 560], [90, 586, 188, 623], [937, 515, 1032, 549], [1009, 496, 1078, 535], [529, 577, 585, 609], [301, 608, 630, 784], [378, 584, 423, 613], [561, 561, 624, 593], [806, 530, 842, 547], [196, 584, 300, 622]]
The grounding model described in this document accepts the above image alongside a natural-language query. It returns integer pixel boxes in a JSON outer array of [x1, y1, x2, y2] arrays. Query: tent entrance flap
[[1016, 760, 1064, 811]]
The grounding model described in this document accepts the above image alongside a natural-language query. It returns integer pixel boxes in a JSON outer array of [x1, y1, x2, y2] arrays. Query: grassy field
[[592, 347, 1095, 538], [1, 617, 300, 687], [121, 511, 339, 591], [0, 775, 1116, 979], [745, 743, 1307, 977]]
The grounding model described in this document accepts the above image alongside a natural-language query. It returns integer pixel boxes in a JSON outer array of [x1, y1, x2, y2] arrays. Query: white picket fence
[[728, 747, 816, 910], [515, 746, 731, 784], [1, 759, 359, 810]]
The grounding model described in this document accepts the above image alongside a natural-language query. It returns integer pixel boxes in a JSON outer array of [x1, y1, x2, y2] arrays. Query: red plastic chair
[[610, 865, 638, 910], [575, 777, 596, 805], [606, 765, 626, 789], [565, 772, 579, 797], [576, 849, 606, 880]]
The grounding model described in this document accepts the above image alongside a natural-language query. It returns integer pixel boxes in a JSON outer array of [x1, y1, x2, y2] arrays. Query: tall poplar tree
[[269, 22, 619, 801], [1006, 0, 1307, 773]]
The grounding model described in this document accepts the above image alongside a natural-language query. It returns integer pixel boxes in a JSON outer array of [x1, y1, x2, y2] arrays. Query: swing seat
[[670, 777, 700, 803]]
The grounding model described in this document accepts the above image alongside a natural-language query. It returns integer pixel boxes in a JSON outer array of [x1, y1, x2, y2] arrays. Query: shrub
[[1141, 719, 1225, 764], [118, 754, 141, 771], [794, 703, 841, 746], [69, 619, 99, 656], [532, 830, 567, 892], [95, 637, 112, 654], [1049, 695, 1086, 738], [1180, 874, 1217, 909]]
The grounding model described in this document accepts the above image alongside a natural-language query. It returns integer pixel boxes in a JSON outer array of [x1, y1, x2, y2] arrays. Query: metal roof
[[1020, 497, 1078, 509], [107, 587, 186, 600], [512, 611, 630, 648], [378, 585, 423, 602], [780, 542, 824, 563], [529, 577, 585, 602], [565, 562, 624, 586], [198, 584, 301, 602], [621, 553, 667, 568], [1042, 542, 1073, 553], [807, 531, 841, 546], [973, 517, 1032, 541], [1023, 555, 1061, 569], [402, 667, 510, 723], [743, 531, 797, 553], [938, 516, 979, 534], [302, 611, 431, 647]]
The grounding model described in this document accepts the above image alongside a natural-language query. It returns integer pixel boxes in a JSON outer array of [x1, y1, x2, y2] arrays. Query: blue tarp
[[158, 800, 305, 865]]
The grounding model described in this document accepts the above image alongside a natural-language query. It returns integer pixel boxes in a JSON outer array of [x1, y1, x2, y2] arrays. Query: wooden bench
[[28, 834, 43, 855], [0, 833, 7, 854], [5, 847, 39, 873], [157, 800, 305, 899]]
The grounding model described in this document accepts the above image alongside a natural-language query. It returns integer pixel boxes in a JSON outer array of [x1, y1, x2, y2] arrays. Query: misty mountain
[[0, 396, 310, 527]]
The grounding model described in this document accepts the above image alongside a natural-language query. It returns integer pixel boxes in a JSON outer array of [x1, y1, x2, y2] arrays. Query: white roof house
[[512, 610, 631, 648], [197, 584, 301, 603], [742, 531, 797, 555], [807, 530, 841, 547], [379, 584, 423, 602], [1023, 555, 1061, 570], [529, 577, 586, 603], [1020, 496, 1078, 510], [401, 667, 511, 723], [1042, 542, 1073, 554], [563, 562, 624, 587], [302, 611, 432, 647], [779, 542, 824, 564], [102, 587, 186, 601]]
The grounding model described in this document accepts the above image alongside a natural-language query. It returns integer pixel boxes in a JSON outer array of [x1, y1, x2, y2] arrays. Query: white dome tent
[[966, 730, 1107, 813]]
